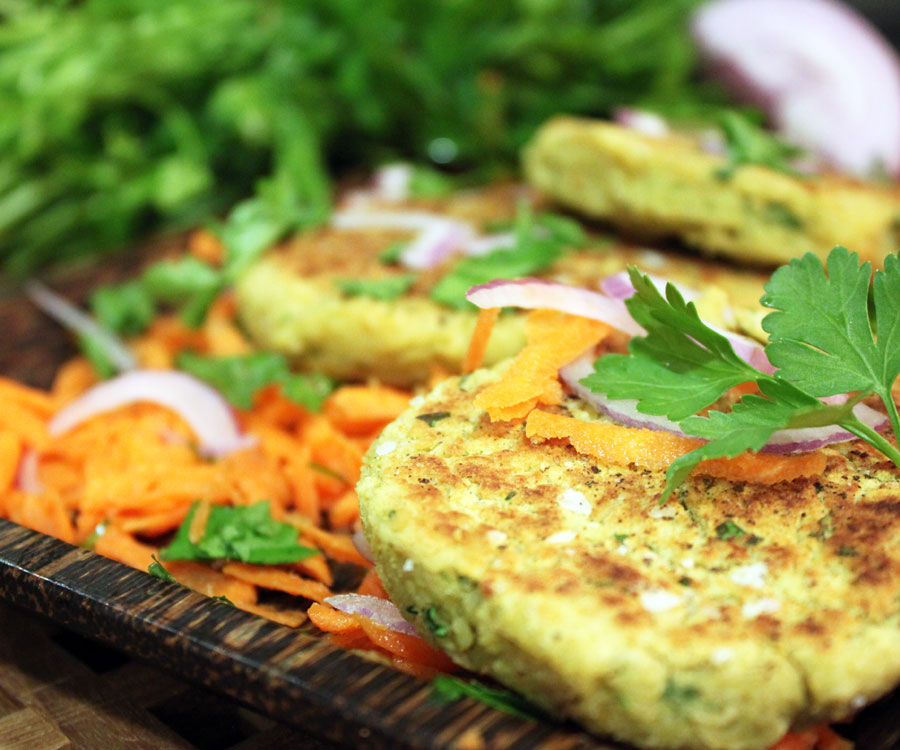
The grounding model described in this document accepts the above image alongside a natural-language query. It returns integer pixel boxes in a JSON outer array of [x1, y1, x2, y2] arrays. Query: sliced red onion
[[599, 270, 701, 304], [466, 278, 644, 337], [692, 0, 900, 177], [48, 370, 255, 458], [461, 232, 517, 257], [599, 271, 773, 374], [560, 353, 889, 454], [16, 449, 44, 494], [324, 593, 419, 636], [330, 209, 474, 270], [613, 107, 670, 138], [352, 527, 375, 564], [372, 163, 413, 202], [26, 281, 137, 373], [762, 403, 889, 453], [560, 354, 688, 436]]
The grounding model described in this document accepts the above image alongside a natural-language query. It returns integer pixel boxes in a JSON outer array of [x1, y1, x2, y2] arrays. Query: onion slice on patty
[[560, 353, 890, 455], [330, 209, 474, 270], [692, 0, 900, 177], [48, 370, 255, 459], [466, 278, 644, 337], [325, 593, 420, 636]]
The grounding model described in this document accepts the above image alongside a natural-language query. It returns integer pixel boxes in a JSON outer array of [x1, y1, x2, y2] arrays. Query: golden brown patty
[[524, 116, 900, 268], [236, 185, 770, 385], [358, 365, 900, 750]]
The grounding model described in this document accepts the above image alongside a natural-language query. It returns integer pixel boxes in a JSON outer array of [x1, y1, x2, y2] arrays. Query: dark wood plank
[[0, 520, 610, 750]]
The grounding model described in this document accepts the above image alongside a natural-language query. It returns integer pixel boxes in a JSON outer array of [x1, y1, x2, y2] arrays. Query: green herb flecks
[[429, 206, 580, 309], [715, 521, 745, 540], [90, 281, 155, 337], [161, 500, 318, 565], [423, 607, 449, 637], [379, 241, 407, 265], [416, 411, 451, 427], [148, 554, 177, 583], [715, 110, 803, 179], [430, 675, 545, 721], [584, 247, 900, 502], [764, 202, 804, 230], [335, 274, 416, 301], [175, 351, 334, 411]]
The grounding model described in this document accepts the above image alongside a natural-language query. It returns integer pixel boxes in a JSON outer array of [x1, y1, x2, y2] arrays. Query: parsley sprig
[[584, 246, 900, 501]]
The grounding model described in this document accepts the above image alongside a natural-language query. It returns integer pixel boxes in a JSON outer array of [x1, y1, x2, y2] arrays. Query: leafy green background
[[0, 0, 723, 275]]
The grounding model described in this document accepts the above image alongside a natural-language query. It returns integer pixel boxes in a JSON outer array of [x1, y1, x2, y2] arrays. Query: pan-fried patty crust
[[358, 365, 900, 749], [236, 185, 770, 385], [524, 116, 900, 268]]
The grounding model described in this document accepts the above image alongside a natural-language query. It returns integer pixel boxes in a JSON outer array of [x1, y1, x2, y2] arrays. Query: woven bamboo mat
[[0, 603, 342, 750]]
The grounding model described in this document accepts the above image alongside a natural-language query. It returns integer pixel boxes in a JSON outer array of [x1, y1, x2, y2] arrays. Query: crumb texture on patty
[[358, 366, 900, 750]]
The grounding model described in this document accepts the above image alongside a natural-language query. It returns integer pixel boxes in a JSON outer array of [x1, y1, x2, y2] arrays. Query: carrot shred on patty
[[463, 307, 500, 373], [474, 309, 610, 423], [525, 409, 827, 484]]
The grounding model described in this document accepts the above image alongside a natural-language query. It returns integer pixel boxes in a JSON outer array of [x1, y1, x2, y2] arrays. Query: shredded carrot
[[188, 228, 225, 265], [0, 377, 56, 417], [188, 499, 211, 544], [293, 521, 373, 568], [0, 401, 49, 449], [323, 385, 411, 436], [328, 489, 360, 529], [0, 432, 22, 495], [308, 602, 360, 633], [51, 358, 99, 406], [93, 525, 157, 571], [525, 409, 827, 485], [463, 307, 500, 373], [766, 727, 851, 750], [357, 570, 390, 599], [221, 562, 332, 602], [474, 309, 610, 422]]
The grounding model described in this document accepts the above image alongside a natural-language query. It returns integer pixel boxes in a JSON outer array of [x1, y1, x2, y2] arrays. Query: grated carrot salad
[[0, 268, 850, 745]]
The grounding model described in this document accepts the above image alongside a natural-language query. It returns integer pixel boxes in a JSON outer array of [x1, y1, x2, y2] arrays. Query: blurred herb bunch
[[0, 0, 719, 275]]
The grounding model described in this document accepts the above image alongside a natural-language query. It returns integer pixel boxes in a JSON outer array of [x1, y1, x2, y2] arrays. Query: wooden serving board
[[0, 241, 897, 750]]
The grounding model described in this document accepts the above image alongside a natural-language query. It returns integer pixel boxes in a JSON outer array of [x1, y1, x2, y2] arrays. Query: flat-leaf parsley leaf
[[584, 247, 900, 501]]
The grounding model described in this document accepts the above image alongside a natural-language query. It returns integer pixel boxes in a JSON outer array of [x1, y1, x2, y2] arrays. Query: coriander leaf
[[90, 281, 155, 337], [535, 212, 586, 247], [142, 257, 222, 305], [762, 248, 900, 401], [161, 500, 318, 565], [78, 334, 118, 380], [148, 554, 176, 583], [176, 351, 285, 409], [430, 675, 544, 721], [663, 379, 849, 501], [715, 521, 745, 540], [408, 165, 456, 198], [716, 110, 802, 178], [430, 204, 567, 309], [584, 267, 759, 420], [176, 351, 334, 411], [335, 274, 416, 301], [416, 411, 450, 426], [279, 371, 336, 412], [378, 241, 407, 265]]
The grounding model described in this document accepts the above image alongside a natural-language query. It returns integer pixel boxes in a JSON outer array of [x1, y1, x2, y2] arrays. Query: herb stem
[[840, 417, 900, 471], [878, 389, 900, 448]]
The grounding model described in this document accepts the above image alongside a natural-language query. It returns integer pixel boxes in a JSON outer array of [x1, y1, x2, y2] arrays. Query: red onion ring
[[461, 232, 517, 257], [16, 449, 44, 494], [692, 0, 900, 177], [26, 281, 136, 373], [352, 527, 375, 564], [599, 271, 773, 374], [466, 278, 643, 337], [613, 108, 670, 138], [330, 209, 474, 270], [324, 593, 420, 636], [48, 370, 255, 459], [560, 353, 889, 454]]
